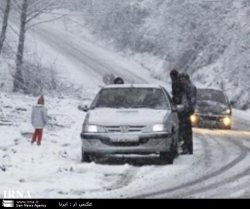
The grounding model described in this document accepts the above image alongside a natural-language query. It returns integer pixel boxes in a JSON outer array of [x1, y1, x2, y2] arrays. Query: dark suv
[[190, 88, 232, 129]]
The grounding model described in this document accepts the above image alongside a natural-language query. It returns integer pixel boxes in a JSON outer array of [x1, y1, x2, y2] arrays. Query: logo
[[2, 200, 14, 208], [4, 191, 32, 198], [120, 126, 130, 133]]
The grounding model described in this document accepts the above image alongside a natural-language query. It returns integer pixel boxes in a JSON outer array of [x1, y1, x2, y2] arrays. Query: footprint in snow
[[0, 165, 6, 172], [14, 138, 21, 145], [62, 144, 70, 147], [59, 151, 68, 158], [57, 167, 74, 173]]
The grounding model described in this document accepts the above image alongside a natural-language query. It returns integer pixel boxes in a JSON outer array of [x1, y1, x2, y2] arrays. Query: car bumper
[[191, 114, 232, 128], [81, 132, 172, 154]]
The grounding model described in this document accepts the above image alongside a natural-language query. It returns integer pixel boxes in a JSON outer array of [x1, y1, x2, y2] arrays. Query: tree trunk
[[13, 0, 28, 92], [0, 0, 11, 55]]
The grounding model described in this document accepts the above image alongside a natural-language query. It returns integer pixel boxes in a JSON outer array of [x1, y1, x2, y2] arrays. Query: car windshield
[[92, 88, 170, 109], [197, 89, 227, 104]]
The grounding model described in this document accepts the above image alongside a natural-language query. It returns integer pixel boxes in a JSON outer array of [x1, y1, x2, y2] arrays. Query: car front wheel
[[160, 132, 178, 164], [81, 149, 92, 163]]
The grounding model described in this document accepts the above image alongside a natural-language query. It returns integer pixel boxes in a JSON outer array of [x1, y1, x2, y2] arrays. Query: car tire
[[159, 136, 176, 165], [159, 151, 174, 164], [81, 149, 92, 163]]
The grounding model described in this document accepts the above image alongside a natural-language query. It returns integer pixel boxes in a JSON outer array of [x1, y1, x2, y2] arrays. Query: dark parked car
[[190, 88, 232, 129]]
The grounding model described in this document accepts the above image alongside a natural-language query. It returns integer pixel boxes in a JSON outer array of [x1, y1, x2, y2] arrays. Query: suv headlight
[[83, 125, 106, 133], [190, 114, 198, 124], [223, 117, 231, 126]]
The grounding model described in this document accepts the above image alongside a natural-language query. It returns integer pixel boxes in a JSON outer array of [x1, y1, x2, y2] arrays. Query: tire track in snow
[[179, 134, 250, 198], [106, 166, 139, 192], [132, 131, 248, 198], [198, 132, 214, 167], [123, 133, 213, 198], [169, 132, 250, 198], [243, 138, 250, 152]]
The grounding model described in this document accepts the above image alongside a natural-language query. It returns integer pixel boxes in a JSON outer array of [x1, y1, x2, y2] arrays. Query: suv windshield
[[92, 88, 170, 109], [197, 89, 228, 104]]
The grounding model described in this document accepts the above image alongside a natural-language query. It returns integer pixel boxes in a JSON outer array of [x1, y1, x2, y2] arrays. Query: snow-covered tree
[[0, 0, 11, 55], [12, 0, 61, 92]]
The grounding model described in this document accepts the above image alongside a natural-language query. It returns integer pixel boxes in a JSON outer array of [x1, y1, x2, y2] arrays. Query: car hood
[[196, 100, 228, 115], [88, 108, 170, 126]]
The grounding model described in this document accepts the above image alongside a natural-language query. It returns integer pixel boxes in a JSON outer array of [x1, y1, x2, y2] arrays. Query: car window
[[92, 88, 171, 110], [197, 89, 227, 104], [162, 88, 175, 107]]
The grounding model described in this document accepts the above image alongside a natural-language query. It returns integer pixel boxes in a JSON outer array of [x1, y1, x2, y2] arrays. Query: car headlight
[[190, 114, 198, 124], [152, 124, 165, 132], [223, 117, 231, 126], [83, 125, 106, 133]]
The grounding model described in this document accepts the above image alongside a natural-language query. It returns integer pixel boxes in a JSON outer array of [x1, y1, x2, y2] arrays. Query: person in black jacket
[[170, 69, 183, 105], [113, 77, 124, 84], [170, 69, 184, 149], [178, 73, 197, 155]]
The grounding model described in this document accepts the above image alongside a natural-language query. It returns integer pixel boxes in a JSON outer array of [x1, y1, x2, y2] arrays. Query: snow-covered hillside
[[65, 0, 250, 110], [1, 0, 250, 109]]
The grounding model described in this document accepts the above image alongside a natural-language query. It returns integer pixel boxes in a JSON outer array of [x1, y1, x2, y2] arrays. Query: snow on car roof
[[103, 84, 163, 89], [198, 88, 224, 92]]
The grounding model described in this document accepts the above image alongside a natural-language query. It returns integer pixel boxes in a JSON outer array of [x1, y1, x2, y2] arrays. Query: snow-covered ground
[[0, 93, 250, 198], [0, 8, 250, 199]]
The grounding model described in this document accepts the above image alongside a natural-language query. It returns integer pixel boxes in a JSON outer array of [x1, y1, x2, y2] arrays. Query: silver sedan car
[[80, 84, 179, 164]]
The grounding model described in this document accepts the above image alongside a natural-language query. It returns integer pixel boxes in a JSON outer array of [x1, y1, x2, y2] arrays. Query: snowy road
[[86, 118, 250, 198], [31, 25, 156, 87], [0, 23, 250, 198], [131, 129, 250, 198]]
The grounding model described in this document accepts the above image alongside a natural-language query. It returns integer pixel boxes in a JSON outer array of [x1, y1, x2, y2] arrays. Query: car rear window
[[92, 88, 171, 110]]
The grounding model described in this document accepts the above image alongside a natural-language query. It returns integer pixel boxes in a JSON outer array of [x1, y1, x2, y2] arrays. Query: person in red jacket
[[31, 96, 48, 146]]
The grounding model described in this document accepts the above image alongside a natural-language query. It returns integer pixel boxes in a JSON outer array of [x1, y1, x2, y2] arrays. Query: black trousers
[[179, 112, 193, 153]]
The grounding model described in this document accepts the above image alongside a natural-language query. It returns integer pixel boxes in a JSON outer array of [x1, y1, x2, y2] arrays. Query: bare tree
[[0, 0, 11, 55], [12, 0, 60, 92], [13, 0, 27, 91]]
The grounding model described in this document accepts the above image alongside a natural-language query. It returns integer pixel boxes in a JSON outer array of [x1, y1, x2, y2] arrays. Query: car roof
[[197, 88, 229, 101], [103, 84, 163, 89], [198, 88, 224, 93]]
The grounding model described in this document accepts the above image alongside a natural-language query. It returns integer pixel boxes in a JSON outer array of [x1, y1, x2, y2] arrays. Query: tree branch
[[27, 14, 67, 30]]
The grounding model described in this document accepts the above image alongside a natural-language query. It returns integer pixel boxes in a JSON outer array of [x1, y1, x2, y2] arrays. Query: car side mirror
[[172, 106, 177, 112]]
